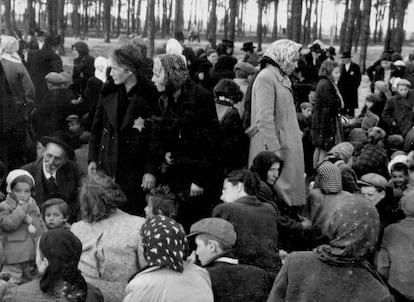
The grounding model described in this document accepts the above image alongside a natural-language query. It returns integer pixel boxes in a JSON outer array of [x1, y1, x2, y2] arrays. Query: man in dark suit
[[21, 132, 84, 222], [338, 51, 362, 117], [27, 35, 63, 103]]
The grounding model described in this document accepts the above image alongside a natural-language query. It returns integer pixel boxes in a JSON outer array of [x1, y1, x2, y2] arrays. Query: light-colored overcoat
[[249, 65, 306, 206]]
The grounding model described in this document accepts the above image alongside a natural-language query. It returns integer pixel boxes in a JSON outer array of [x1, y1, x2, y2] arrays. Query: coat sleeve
[[266, 255, 289, 302], [19, 64, 35, 105], [375, 228, 391, 280], [382, 99, 395, 127], [366, 64, 376, 82], [88, 96, 104, 163], [0, 203, 27, 232], [253, 72, 281, 152]]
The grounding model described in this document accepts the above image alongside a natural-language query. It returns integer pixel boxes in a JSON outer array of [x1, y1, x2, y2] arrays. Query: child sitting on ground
[[376, 190, 414, 301], [144, 186, 178, 220], [0, 169, 47, 284], [41, 198, 71, 230], [190, 217, 269, 302]]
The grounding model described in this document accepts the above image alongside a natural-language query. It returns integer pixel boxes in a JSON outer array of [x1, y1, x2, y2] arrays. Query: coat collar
[[235, 195, 262, 206], [267, 65, 292, 91]]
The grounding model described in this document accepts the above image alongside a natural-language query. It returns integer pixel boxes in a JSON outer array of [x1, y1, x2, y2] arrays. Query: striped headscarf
[[141, 215, 188, 273], [316, 161, 342, 194], [263, 39, 302, 74]]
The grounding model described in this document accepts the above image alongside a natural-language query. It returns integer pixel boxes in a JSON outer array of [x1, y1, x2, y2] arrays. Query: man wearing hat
[[21, 132, 84, 222], [367, 52, 393, 92], [301, 42, 325, 85], [338, 51, 361, 117], [241, 41, 259, 67], [189, 218, 268, 302]]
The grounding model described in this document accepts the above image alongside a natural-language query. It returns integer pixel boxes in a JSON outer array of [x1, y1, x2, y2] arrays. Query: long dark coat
[[338, 62, 361, 110], [89, 81, 157, 215], [382, 91, 414, 136], [311, 77, 343, 150]]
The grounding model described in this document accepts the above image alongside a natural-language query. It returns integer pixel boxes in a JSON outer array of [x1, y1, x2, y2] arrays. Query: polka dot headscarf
[[141, 215, 188, 273]]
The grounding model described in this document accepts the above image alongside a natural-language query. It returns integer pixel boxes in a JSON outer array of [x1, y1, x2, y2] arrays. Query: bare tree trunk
[[143, 4, 149, 37], [257, 0, 264, 51], [131, 0, 136, 33], [343, 0, 361, 52], [117, 0, 122, 37], [339, 0, 350, 52], [188, 0, 193, 31], [96, 0, 102, 36], [167, 0, 173, 34], [136, 0, 141, 35], [228, 0, 237, 42], [359, 0, 371, 73], [353, 9, 362, 52], [286, 0, 292, 39], [272, 0, 279, 39], [373, 0, 380, 43], [147, 0, 155, 57], [47, 0, 58, 35], [73, 0, 81, 36], [209, 0, 217, 47], [104, 0, 112, 42], [57, 0, 65, 55], [127, 0, 131, 35], [161, 0, 167, 38], [312, 0, 319, 40], [84, 0, 89, 34], [25, 0, 36, 34], [290, 0, 302, 42], [390, 0, 409, 53], [318, 0, 323, 39], [174, 0, 184, 33], [302, 0, 312, 45], [384, 0, 395, 51]]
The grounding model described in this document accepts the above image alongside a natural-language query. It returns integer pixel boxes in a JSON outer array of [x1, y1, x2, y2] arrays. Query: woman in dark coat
[[251, 151, 311, 252], [88, 44, 157, 216], [151, 54, 221, 231], [267, 195, 392, 302], [311, 60, 343, 167], [71, 42, 95, 99]]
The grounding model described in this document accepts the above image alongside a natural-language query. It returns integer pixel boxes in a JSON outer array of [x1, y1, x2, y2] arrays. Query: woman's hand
[[190, 183, 204, 197], [142, 173, 156, 191]]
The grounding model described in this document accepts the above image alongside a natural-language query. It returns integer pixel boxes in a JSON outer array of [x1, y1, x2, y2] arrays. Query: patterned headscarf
[[316, 161, 342, 194], [263, 39, 302, 73], [141, 215, 188, 273], [315, 195, 380, 266], [158, 54, 188, 92]]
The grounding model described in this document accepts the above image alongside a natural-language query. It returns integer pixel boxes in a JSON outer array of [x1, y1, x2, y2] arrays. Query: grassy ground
[[62, 36, 414, 113]]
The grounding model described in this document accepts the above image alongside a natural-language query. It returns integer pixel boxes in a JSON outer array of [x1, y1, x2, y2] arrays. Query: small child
[[376, 190, 414, 301], [0, 169, 47, 284], [144, 186, 178, 220], [189, 218, 269, 302], [297, 102, 314, 176], [41, 198, 71, 230], [389, 162, 410, 194], [66, 114, 89, 150]]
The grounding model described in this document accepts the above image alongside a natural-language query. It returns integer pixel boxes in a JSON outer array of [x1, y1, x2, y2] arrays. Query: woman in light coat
[[248, 39, 306, 207]]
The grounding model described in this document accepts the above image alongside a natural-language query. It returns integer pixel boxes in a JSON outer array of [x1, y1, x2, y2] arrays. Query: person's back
[[267, 251, 392, 302]]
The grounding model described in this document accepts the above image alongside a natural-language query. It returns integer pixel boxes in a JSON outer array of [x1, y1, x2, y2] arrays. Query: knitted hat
[[401, 190, 414, 216], [316, 161, 342, 194], [6, 169, 35, 193], [328, 142, 354, 163], [388, 154, 408, 174]]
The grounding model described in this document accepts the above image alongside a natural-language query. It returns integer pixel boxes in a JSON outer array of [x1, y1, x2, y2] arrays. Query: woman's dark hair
[[110, 44, 148, 76], [146, 186, 178, 219], [225, 169, 261, 196], [318, 60, 339, 78], [41, 198, 69, 219], [79, 172, 126, 223], [214, 79, 244, 104], [251, 151, 284, 183]]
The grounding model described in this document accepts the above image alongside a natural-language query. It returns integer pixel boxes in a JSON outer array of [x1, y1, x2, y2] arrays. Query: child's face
[[397, 85, 409, 98], [44, 205, 66, 229], [301, 107, 313, 118], [144, 200, 154, 219], [195, 236, 215, 266], [67, 121, 81, 134], [11, 182, 31, 203], [366, 100, 373, 109], [391, 170, 408, 187]]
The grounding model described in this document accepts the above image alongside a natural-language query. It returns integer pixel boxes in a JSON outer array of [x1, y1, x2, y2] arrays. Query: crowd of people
[[0, 29, 414, 301]]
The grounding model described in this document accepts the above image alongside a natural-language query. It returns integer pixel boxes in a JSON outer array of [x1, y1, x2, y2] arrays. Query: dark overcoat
[[338, 62, 361, 110], [382, 91, 414, 136]]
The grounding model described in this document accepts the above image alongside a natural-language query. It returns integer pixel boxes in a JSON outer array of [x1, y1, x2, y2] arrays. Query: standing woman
[[311, 60, 343, 167], [151, 54, 220, 231], [88, 44, 157, 215], [248, 39, 306, 208]]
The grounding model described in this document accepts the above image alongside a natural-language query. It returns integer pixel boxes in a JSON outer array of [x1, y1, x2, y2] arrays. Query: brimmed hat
[[393, 60, 406, 67], [358, 173, 387, 191], [241, 41, 255, 51], [222, 39, 234, 48], [40, 131, 74, 159], [341, 51, 352, 59], [189, 218, 237, 247], [309, 43, 322, 53]]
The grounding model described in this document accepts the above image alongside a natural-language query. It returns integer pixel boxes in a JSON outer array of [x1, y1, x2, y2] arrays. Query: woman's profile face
[[151, 58, 167, 92], [331, 66, 341, 83], [284, 52, 300, 75], [109, 57, 132, 85], [267, 162, 281, 185]]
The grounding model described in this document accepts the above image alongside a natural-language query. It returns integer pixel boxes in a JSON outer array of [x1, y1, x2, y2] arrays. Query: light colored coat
[[249, 65, 306, 206], [71, 209, 146, 302]]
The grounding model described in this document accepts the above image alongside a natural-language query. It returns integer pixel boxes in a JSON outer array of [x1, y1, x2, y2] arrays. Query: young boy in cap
[[377, 190, 414, 301], [190, 217, 269, 302]]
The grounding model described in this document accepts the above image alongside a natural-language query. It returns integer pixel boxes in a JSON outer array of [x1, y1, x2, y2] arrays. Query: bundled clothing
[[124, 216, 213, 302], [268, 196, 392, 302], [382, 91, 414, 137]]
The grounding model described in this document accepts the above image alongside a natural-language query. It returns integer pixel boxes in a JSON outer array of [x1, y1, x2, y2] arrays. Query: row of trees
[[0, 0, 412, 64]]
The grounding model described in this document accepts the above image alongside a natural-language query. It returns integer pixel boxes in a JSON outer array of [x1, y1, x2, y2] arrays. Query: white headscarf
[[263, 39, 302, 74]]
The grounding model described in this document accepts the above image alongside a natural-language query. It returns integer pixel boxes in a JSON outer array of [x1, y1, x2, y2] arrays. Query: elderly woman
[[267, 195, 393, 302], [0, 35, 36, 170], [151, 54, 220, 231], [71, 173, 146, 302], [248, 39, 306, 208], [311, 60, 343, 167], [3, 229, 103, 302], [88, 44, 157, 216], [124, 215, 213, 302]]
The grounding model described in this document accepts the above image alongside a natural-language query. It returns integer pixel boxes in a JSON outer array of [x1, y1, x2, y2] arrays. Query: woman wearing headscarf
[[124, 215, 213, 302], [252, 151, 311, 252], [248, 39, 306, 209], [151, 54, 221, 231], [0, 35, 36, 170], [267, 195, 393, 302], [3, 229, 103, 302], [71, 41, 95, 101], [89, 44, 157, 215], [71, 173, 146, 302]]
